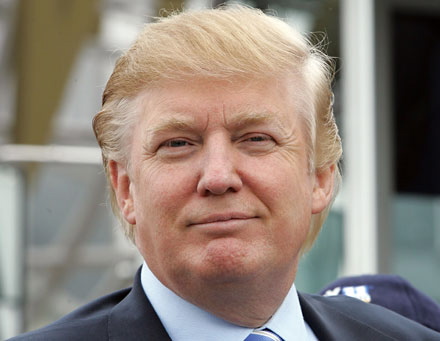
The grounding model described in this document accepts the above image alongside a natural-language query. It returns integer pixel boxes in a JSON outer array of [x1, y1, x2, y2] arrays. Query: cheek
[[251, 154, 313, 206], [132, 165, 193, 266], [251, 156, 313, 243], [133, 163, 196, 225]]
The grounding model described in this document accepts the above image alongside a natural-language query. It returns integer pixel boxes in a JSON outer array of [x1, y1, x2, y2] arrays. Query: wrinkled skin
[[110, 77, 334, 326]]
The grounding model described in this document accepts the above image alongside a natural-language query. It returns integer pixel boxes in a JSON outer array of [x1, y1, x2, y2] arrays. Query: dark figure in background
[[320, 274, 440, 333]]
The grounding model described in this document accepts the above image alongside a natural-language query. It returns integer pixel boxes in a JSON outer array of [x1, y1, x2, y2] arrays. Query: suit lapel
[[108, 269, 171, 341], [298, 292, 394, 341], [107, 273, 399, 340]]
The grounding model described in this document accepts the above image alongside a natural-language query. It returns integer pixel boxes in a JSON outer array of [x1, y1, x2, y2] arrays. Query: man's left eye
[[239, 134, 277, 154], [245, 134, 273, 142]]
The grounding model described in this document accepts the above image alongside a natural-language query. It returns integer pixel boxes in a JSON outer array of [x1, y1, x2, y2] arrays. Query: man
[[11, 5, 440, 340]]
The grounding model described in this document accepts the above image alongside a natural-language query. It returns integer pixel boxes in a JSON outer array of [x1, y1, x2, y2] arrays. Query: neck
[[174, 268, 296, 327]]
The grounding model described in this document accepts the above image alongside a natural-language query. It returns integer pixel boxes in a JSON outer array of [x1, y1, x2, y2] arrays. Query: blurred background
[[0, 0, 439, 338]]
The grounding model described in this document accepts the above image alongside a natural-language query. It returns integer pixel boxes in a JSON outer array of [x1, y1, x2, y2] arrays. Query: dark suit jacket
[[9, 269, 440, 340]]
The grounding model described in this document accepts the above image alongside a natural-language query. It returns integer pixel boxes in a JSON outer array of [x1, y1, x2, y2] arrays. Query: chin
[[191, 238, 268, 283]]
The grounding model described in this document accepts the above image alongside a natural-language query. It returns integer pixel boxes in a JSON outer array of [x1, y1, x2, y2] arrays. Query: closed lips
[[188, 213, 256, 226]]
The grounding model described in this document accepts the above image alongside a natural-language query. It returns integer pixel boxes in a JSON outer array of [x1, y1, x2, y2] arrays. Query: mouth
[[187, 212, 257, 227]]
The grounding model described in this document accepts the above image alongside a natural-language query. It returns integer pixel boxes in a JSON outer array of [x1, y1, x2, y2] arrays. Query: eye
[[238, 133, 276, 155], [162, 139, 192, 148], [155, 138, 197, 159], [246, 135, 273, 142], [243, 134, 275, 144]]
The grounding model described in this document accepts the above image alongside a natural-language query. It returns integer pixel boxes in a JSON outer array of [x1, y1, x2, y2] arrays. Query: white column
[[341, 0, 378, 275], [0, 166, 25, 339]]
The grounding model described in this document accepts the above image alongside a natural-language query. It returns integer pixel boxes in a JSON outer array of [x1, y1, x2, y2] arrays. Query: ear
[[109, 160, 136, 225], [311, 164, 336, 214]]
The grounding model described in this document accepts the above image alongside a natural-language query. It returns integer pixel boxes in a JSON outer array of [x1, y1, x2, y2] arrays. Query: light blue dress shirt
[[141, 262, 317, 340]]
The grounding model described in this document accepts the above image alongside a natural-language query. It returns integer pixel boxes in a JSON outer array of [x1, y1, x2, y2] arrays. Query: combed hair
[[93, 5, 342, 252]]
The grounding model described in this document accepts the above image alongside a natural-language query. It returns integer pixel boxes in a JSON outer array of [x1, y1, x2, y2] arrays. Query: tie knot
[[244, 328, 283, 341]]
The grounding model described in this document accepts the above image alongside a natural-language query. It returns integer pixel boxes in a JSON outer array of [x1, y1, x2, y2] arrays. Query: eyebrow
[[142, 115, 199, 149], [144, 108, 285, 141], [145, 116, 197, 135], [225, 110, 283, 131]]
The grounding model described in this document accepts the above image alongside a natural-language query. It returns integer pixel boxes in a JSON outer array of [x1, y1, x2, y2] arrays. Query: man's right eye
[[161, 139, 191, 148], [155, 138, 197, 159]]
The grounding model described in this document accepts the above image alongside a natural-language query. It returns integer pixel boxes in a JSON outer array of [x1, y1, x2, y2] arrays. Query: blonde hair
[[93, 5, 342, 251]]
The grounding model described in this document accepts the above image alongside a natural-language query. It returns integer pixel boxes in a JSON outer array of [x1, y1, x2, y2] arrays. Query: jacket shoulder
[[8, 288, 131, 341], [299, 293, 440, 340]]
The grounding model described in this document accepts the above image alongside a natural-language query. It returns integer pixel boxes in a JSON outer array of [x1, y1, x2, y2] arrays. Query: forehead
[[136, 77, 311, 127]]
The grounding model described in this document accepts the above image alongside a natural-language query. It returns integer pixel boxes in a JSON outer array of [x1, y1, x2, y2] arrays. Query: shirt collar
[[140, 262, 315, 340], [261, 278, 314, 340]]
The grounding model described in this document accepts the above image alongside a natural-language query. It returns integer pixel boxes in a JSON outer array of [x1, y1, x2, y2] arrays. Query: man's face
[[111, 77, 333, 301]]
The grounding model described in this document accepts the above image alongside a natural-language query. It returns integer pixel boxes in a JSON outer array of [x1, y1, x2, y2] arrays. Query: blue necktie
[[244, 329, 283, 341]]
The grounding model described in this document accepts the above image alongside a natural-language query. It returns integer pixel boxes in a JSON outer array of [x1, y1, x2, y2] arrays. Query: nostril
[[196, 145, 243, 196], [196, 171, 243, 196]]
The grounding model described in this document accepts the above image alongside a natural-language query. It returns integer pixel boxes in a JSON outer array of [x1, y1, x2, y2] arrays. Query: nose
[[196, 139, 243, 196]]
